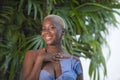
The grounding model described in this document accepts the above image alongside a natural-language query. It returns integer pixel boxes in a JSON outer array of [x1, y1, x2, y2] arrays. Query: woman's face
[[41, 18, 63, 45]]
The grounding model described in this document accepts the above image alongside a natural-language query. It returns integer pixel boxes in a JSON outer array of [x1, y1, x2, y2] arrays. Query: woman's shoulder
[[25, 50, 38, 56], [70, 55, 82, 65], [23, 50, 37, 61], [72, 56, 81, 61], [24, 48, 42, 60], [71, 56, 83, 74], [26, 48, 44, 55], [64, 52, 81, 62]]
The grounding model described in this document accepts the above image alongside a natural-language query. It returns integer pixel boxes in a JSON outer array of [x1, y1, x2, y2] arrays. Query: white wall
[[81, 14, 120, 80], [106, 27, 120, 80]]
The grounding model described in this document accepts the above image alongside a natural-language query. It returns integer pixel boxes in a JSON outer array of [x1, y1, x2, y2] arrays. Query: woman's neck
[[46, 44, 63, 54]]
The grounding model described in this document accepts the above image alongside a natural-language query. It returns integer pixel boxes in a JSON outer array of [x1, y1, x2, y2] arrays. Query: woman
[[22, 14, 83, 80]]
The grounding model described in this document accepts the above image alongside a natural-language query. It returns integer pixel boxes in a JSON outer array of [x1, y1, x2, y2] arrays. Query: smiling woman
[[41, 15, 65, 45], [21, 14, 83, 80]]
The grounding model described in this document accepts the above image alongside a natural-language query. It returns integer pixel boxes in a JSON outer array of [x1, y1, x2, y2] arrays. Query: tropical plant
[[0, 0, 120, 80]]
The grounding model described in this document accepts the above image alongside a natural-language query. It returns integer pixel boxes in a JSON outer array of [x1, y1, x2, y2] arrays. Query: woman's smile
[[45, 35, 52, 40], [44, 35, 53, 42]]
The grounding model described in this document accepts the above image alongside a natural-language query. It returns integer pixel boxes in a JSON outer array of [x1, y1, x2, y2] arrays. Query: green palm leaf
[[0, 0, 120, 80]]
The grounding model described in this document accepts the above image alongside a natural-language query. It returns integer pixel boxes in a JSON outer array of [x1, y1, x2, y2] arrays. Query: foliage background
[[0, 0, 120, 80]]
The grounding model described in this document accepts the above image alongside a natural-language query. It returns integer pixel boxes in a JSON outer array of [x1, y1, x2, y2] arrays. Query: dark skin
[[22, 17, 83, 80]]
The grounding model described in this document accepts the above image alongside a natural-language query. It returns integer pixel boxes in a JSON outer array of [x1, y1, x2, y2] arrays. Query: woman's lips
[[45, 36, 52, 41]]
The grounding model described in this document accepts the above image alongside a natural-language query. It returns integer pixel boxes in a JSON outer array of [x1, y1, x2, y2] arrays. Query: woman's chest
[[42, 62, 62, 78], [39, 59, 77, 80]]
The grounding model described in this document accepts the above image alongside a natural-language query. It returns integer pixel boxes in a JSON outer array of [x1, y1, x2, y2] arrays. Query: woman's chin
[[46, 41, 54, 45]]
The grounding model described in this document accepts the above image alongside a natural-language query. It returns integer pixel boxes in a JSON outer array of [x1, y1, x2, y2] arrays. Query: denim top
[[39, 57, 82, 80]]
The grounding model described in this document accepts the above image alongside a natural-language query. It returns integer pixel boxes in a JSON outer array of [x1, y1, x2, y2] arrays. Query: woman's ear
[[60, 29, 65, 40], [62, 28, 65, 35]]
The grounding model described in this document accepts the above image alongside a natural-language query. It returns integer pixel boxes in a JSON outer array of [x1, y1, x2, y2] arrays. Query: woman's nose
[[42, 29, 51, 35]]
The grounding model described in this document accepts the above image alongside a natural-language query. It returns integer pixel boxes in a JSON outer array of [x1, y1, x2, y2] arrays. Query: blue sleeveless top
[[39, 57, 82, 80]]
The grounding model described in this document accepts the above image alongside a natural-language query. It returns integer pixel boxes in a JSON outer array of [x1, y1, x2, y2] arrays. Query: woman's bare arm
[[22, 49, 44, 80]]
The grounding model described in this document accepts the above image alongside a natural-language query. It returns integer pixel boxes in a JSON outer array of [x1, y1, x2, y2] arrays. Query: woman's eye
[[49, 26, 56, 30], [42, 28, 46, 31]]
